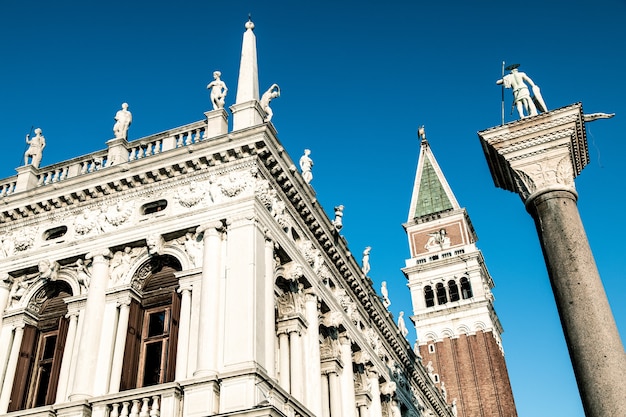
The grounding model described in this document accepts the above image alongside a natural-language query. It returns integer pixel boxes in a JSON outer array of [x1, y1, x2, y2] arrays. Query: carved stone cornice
[[479, 103, 588, 203]]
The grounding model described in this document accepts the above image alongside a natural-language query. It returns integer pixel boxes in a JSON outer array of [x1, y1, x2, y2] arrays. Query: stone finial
[[497, 64, 547, 119], [24, 127, 46, 168]]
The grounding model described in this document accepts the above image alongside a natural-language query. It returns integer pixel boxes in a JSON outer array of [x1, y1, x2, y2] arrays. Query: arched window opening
[[461, 277, 473, 299], [448, 280, 460, 302], [9, 282, 72, 412], [121, 256, 181, 391], [424, 286, 435, 307], [436, 283, 447, 305]]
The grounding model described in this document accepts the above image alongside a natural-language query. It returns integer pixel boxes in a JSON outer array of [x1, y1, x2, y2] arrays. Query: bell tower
[[402, 129, 517, 417]]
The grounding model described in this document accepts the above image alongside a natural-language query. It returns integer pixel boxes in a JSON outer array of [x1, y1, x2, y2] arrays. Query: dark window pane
[[142, 342, 163, 386], [147, 311, 166, 337], [34, 363, 52, 407], [42, 335, 57, 360]]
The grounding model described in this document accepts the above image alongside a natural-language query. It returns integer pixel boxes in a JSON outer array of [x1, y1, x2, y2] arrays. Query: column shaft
[[70, 250, 110, 400], [109, 301, 131, 393], [195, 224, 222, 376], [264, 238, 276, 378], [304, 293, 322, 415], [175, 287, 192, 381], [278, 332, 290, 392], [289, 330, 303, 400], [340, 338, 357, 417], [368, 373, 382, 417], [321, 373, 330, 417], [55, 312, 79, 403], [0, 325, 15, 393], [328, 372, 342, 417], [528, 190, 626, 417], [0, 326, 24, 413]]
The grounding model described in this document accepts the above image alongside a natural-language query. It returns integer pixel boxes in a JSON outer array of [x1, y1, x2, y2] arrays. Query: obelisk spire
[[235, 18, 259, 103], [231, 17, 264, 131]]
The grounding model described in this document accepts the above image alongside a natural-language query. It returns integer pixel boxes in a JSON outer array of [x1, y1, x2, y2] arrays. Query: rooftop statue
[[207, 70, 228, 110], [361, 246, 371, 275], [24, 127, 46, 168], [113, 102, 132, 140], [497, 64, 547, 119], [299, 149, 313, 184], [260, 83, 280, 122]]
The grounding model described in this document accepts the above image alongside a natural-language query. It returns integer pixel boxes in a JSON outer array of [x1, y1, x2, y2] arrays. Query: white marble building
[[0, 21, 452, 417]]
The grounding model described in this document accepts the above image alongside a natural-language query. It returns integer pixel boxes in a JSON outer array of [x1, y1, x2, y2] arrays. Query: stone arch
[[457, 324, 471, 335], [473, 321, 487, 332], [441, 328, 454, 338], [26, 279, 73, 316], [129, 254, 183, 292], [423, 331, 438, 342]]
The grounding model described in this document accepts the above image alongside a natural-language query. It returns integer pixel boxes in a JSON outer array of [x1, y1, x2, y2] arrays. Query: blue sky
[[1, 1, 625, 416]]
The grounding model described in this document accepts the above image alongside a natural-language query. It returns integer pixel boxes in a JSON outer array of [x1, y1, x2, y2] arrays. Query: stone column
[[277, 331, 291, 392], [367, 369, 382, 417], [0, 276, 11, 329], [328, 370, 342, 417], [339, 336, 357, 417], [0, 323, 15, 394], [93, 299, 120, 396], [289, 329, 304, 400], [109, 299, 131, 393], [194, 222, 223, 377], [175, 286, 192, 381], [0, 325, 24, 413], [479, 103, 626, 417], [55, 311, 79, 403], [304, 292, 323, 415], [264, 234, 276, 378], [69, 249, 111, 400], [320, 373, 330, 417]]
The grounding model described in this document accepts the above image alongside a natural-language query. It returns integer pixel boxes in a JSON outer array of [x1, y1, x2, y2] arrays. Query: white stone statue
[[496, 64, 547, 119], [260, 83, 280, 122], [426, 361, 435, 381], [451, 399, 458, 416], [24, 127, 46, 168], [207, 70, 228, 110], [381, 281, 391, 308], [113, 102, 132, 139], [183, 232, 203, 267], [441, 381, 447, 400], [332, 205, 344, 231], [361, 246, 371, 275], [299, 149, 313, 184], [397, 311, 409, 337]]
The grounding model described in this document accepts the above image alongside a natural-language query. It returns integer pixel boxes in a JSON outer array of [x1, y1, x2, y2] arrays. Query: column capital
[[86, 249, 112, 262], [198, 221, 225, 237], [478, 103, 588, 203]]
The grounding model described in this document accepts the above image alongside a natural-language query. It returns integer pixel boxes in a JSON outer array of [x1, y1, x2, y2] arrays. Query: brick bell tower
[[402, 129, 517, 417]]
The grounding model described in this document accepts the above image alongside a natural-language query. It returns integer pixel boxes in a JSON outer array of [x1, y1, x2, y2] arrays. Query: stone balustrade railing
[[90, 383, 182, 417], [0, 177, 17, 198], [5, 119, 209, 197]]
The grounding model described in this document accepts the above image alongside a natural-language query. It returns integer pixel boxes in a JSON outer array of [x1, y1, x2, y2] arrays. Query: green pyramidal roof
[[414, 157, 453, 218]]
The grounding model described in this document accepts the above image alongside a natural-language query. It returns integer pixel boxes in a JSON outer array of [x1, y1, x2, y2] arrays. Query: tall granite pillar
[[479, 103, 626, 417]]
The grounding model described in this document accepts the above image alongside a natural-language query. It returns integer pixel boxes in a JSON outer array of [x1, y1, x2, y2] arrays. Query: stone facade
[[0, 21, 453, 417]]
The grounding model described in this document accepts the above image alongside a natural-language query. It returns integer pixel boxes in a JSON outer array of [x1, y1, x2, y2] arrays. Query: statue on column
[[299, 149, 313, 184], [497, 64, 547, 119], [260, 83, 280, 122], [207, 70, 228, 110], [24, 127, 46, 168], [113, 102, 132, 140]]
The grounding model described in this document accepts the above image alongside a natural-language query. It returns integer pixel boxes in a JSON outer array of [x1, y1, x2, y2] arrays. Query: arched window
[[436, 283, 447, 305], [120, 256, 181, 391], [9, 281, 72, 412], [461, 277, 473, 299], [424, 286, 435, 307], [448, 280, 460, 302]]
